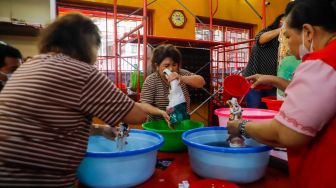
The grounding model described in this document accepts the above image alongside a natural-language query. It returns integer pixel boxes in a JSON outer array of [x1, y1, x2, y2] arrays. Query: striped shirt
[[140, 69, 193, 121], [243, 28, 280, 77], [0, 53, 134, 187]]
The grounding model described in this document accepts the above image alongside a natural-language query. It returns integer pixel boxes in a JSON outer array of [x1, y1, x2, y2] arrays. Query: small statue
[[116, 123, 129, 151], [226, 97, 242, 121], [226, 97, 245, 147]]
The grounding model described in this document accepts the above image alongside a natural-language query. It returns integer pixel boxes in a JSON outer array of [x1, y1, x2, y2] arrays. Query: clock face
[[170, 10, 186, 28]]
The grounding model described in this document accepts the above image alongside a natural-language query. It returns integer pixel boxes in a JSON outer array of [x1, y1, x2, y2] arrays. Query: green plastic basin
[[142, 120, 204, 152]]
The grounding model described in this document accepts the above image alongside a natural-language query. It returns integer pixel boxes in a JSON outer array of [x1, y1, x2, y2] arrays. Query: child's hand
[[166, 72, 180, 83]]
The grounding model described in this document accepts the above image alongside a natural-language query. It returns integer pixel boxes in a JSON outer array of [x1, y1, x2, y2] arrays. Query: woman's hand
[[246, 74, 290, 91], [102, 126, 120, 141], [91, 124, 120, 140], [159, 110, 171, 125], [227, 120, 242, 137], [246, 74, 274, 89]]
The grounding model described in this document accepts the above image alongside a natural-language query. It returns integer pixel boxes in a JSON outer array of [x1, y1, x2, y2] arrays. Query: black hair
[[267, 14, 285, 30], [285, 1, 295, 16], [38, 13, 101, 64], [151, 44, 182, 71], [0, 44, 23, 68], [288, 0, 336, 32]]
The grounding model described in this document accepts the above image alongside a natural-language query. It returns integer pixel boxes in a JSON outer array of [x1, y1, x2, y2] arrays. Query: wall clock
[[169, 10, 187, 28]]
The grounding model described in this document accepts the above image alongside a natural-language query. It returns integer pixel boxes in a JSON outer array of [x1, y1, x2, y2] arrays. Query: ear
[[302, 24, 315, 43]]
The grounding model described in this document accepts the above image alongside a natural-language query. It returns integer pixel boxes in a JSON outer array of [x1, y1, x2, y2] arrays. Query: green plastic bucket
[[142, 120, 204, 152], [130, 71, 144, 91]]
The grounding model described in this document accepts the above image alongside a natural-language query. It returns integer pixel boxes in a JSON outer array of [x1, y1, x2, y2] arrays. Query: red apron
[[287, 40, 336, 188], [288, 117, 336, 188]]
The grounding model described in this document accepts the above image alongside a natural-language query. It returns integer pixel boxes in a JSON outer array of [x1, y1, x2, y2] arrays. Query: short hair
[[0, 44, 23, 68], [38, 13, 101, 64], [288, 0, 336, 32], [151, 44, 182, 71]]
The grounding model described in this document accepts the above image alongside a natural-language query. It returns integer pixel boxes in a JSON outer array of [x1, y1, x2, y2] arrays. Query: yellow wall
[[81, 0, 290, 39], [0, 0, 53, 57], [1, 0, 290, 56], [0, 35, 38, 57]]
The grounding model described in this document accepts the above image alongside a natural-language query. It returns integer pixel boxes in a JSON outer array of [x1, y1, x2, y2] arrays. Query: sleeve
[[79, 68, 134, 125], [140, 74, 155, 104], [274, 60, 336, 136]]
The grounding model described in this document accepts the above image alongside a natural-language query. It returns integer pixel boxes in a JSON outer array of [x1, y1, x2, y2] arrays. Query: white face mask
[[299, 31, 314, 59]]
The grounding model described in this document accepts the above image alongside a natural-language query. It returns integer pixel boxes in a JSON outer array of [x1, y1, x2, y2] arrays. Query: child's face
[[158, 57, 179, 79]]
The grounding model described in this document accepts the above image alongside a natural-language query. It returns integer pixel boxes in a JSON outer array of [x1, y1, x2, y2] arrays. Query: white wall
[[0, 0, 53, 25], [0, 0, 56, 57]]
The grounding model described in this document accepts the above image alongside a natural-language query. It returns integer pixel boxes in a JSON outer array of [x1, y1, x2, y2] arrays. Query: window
[[57, 2, 149, 84], [195, 22, 253, 74]]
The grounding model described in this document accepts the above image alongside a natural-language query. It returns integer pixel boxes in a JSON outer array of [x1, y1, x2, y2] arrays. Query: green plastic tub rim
[[142, 119, 204, 152], [142, 119, 203, 133]]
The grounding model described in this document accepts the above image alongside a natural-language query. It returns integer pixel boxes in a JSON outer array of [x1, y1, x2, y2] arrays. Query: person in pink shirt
[[227, 0, 336, 187]]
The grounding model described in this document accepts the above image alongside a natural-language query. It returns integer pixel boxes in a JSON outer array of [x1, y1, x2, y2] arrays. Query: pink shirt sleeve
[[274, 59, 336, 137]]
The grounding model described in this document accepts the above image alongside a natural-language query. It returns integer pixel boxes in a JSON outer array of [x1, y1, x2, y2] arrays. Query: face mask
[[299, 31, 314, 59]]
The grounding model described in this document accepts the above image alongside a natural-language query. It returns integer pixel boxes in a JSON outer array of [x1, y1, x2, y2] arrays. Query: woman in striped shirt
[[0, 13, 148, 187], [140, 44, 205, 122]]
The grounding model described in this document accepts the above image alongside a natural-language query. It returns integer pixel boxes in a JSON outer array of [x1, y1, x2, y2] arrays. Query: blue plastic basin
[[77, 129, 164, 188], [182, 127, 271, 184]]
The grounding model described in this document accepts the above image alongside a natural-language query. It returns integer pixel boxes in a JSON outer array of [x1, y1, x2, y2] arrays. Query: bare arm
[[180, 75, 205, 88], [272, 76, 290, 91], [139, 102, 170, 123], [121, 102, 147, 124], [227, 119, 312, 148], [167, 72, 205, 88], [93, 103, 166, 139], [271, 77, 291, 91], [258, 28, 281, 45], [247, 120, 312, 147], [246, 74, 291, 91]]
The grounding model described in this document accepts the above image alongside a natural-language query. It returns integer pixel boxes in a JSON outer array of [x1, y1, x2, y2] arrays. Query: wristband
[[238, 120, 250, 138]]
